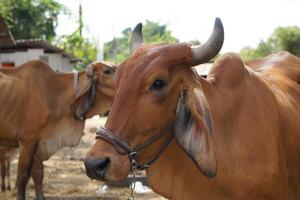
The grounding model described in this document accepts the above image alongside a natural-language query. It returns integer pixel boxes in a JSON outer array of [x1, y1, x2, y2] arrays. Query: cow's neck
[[146, 139, 213, 200], [42, 71, 91, 119], [35, 71, 88, 160], [48, 72, 85, 104]]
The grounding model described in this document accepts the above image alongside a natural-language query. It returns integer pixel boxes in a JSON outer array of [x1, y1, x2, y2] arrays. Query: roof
[[0, 16, 80, 62], [14, 39, 81, 62], [0, 17, 15, 48]]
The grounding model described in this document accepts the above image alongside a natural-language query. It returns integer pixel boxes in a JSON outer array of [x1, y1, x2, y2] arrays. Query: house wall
[[46, 53, 72, 72], [0, 52, 14, 65], [0, 49, 73, 72], [27, 49, 44, 61], [47, 53, 61, 71], [62, 57, 73, 72]]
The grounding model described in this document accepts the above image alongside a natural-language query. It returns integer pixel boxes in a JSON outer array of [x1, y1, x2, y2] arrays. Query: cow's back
[[248, 51, 300, 199]]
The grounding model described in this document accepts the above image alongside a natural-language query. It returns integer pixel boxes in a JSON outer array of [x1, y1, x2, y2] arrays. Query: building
[[0, 17, 80, 72]]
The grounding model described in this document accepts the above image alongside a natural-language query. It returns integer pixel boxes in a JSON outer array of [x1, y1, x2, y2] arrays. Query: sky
[[56, 0, 300, 54]]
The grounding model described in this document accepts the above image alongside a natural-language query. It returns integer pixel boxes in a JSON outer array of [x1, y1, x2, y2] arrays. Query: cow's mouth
[[98, 83, 115, 99], [103, 110, 110, 116]]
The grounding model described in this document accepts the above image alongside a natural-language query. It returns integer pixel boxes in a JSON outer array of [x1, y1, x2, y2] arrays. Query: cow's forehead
[[91, 61, 116, 70], [114, 43, 193, 88], [113, 44, 162, 87]]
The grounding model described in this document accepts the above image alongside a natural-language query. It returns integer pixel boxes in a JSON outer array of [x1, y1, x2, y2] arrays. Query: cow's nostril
[[95, 157, 110, 172]]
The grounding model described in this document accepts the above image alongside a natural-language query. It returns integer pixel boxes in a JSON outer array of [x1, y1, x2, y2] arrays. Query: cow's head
[[84, 18, 224, 181], [73, 61, 116, 119]]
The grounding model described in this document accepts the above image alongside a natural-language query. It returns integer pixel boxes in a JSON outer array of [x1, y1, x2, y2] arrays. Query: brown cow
[[84, 18, 300, 199], [0, 60, 116, 200]]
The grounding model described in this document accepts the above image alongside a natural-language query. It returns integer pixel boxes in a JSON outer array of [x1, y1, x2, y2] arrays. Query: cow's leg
[[1, 160, 5, 191], [16, 141, 37, 200], [6, 159, 11, 190], [31, 156, 44, 200]]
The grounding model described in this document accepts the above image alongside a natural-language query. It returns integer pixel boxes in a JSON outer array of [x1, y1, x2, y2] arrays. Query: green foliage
[[270, 26, 300, 56], [240, 26, 300, 60], [104, 20, 179, 64], [240, 41, 273, 60], [55, 29, 97, 70], [0, 0, 66, 41], [55, 3, 97, 70], [142, 21, 179, 44]]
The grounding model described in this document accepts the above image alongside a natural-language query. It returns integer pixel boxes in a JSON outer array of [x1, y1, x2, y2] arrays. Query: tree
[[240, 41, 273, 60], [0, 0, 97, 69], [55, 3, 97, 69], [104, 20, 179, 64], [56, 30, 97, 70], [240, 26, 300, 60], [270, 26, 300, 56], [0, 0, 66, 41]]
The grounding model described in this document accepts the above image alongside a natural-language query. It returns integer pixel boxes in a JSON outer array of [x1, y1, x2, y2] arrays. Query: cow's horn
[[130, 23, 144, 54], [191, 18, 224, 65]]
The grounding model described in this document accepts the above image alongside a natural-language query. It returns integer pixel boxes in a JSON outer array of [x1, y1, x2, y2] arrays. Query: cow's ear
[[175, 88, 217, 178], [72, 76, 97, 120], [75, 64, 97, 98], [76, 80, 97, 119]]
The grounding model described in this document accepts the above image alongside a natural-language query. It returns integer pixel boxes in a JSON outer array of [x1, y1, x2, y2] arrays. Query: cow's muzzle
[[84, 157, 110, 180]]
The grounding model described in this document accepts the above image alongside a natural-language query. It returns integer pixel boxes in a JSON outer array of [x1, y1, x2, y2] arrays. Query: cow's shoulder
[[207, 52, 246, 87]]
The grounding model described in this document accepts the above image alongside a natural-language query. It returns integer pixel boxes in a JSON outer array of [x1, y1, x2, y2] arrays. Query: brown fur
[[0, 60, 116, 200]]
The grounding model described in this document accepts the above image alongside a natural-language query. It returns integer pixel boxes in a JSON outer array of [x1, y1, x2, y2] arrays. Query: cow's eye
[[104, 68, 112, 75], [150, 79, 166, 90]]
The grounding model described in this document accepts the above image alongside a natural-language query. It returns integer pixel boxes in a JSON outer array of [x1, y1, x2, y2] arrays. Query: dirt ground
[[0, 117, 166, 200]]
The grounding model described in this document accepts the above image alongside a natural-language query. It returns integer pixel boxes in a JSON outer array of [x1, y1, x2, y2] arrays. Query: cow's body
[[0, 63, 85, 151], [84, 19, 300, 200], [0, 60, 116, 200], [247, 52, 300, 199]]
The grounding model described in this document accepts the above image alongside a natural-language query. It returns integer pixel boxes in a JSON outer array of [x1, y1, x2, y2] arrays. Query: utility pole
[[79, 1, 83, 37]]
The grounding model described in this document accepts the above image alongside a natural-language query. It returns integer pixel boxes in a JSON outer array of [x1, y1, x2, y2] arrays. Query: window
[[2, 62, 15, 68]]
